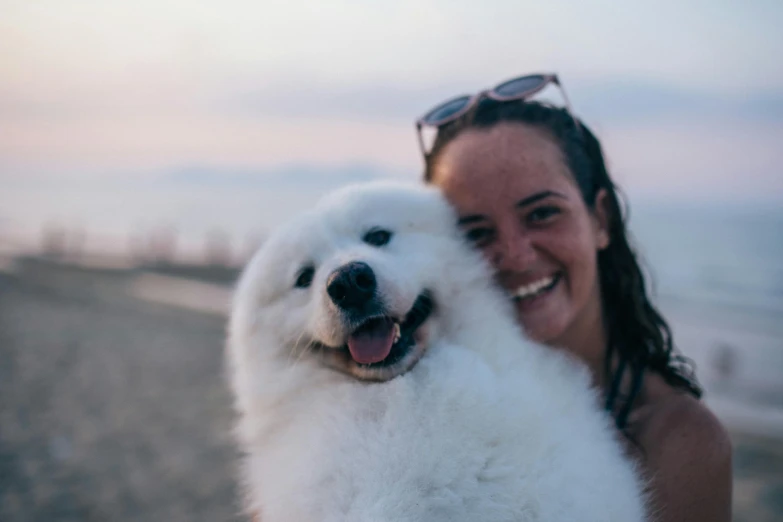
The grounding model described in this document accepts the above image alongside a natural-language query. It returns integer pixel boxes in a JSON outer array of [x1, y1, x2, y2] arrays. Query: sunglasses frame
[[415, 73, 576, 159]]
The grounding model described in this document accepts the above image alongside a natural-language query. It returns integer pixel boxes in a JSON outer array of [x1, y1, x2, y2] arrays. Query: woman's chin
[[515, 306, 570, 345]]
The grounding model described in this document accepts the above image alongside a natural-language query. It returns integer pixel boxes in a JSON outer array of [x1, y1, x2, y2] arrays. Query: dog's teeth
[[393, 322, 401, 343]]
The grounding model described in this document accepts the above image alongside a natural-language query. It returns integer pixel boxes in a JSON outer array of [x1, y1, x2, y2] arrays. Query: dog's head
[[231, 182, 478, 381]]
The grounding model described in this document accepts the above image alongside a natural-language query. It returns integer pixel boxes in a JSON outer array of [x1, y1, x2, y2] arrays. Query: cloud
[[573, 80, 783, 125], [158, 162, 398, 187], [219, 82, 446, 123], [220, 78, 783, 127], [4, 69, 781, 128], [0, 161, 403, 190]]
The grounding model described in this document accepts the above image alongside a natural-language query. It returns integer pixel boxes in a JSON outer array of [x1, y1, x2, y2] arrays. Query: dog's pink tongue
[[347, 319, 396, 365]]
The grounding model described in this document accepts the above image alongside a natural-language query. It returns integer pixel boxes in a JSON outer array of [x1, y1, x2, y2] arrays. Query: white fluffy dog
[[227, 182, 647, 522]]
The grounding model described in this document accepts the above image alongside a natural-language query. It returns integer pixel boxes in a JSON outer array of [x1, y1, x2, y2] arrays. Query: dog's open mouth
[[344, 291, 433, 368], [315, 291, 434, 381]]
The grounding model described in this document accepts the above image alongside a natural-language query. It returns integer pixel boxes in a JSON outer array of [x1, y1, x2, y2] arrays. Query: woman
[[416, 74, 732, 521]]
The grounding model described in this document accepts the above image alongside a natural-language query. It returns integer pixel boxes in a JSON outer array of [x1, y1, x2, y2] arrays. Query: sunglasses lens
[[422, 95, 472, 125], [493, 75, 547, 99]]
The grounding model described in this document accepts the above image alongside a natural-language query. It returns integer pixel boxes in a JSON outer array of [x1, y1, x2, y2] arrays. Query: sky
[[1, 0, 782, 247]]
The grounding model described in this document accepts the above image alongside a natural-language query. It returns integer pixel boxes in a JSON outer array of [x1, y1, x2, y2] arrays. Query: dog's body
[[227, 183, 647, 522]]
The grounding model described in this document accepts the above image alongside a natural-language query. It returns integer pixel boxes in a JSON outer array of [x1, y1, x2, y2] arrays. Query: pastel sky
[[2, 0, 782, 205]]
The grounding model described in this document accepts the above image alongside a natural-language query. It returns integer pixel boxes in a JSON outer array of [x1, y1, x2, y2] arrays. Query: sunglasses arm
[[416, 122, 428, 162], [553, 77, 581, 132]]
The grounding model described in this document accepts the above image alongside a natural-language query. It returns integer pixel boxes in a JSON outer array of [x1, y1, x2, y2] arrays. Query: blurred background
[[1, 1, 781, 520]]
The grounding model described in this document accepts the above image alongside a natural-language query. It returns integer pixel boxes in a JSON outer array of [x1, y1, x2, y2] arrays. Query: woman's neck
[[549, 286, 609, 390]]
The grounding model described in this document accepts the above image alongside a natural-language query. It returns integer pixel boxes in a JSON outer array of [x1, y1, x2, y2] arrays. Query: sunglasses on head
[[415, 73, 576, 159]]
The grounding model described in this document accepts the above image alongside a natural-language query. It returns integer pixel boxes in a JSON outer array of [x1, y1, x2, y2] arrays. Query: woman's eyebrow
[[457, 214, 487, 226], [515, 190, 567, 209]]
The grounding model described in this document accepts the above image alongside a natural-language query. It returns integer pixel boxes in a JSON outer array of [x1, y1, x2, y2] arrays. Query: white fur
[[227, 182, 648, 522]]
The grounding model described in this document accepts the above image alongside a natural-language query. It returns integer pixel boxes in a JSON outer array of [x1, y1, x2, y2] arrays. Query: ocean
[[626, 203, 783, 418], [3, 177, 780, 316], [631, 204, 783, 322]]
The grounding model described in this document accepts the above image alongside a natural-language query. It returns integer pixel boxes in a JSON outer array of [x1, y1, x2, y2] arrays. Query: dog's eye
[[363, 228, 393, 247], [294, 266, 315, 289]]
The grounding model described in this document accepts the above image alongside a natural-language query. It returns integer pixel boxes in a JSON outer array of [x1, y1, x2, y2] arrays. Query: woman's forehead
[[432, 123, 578, 205]]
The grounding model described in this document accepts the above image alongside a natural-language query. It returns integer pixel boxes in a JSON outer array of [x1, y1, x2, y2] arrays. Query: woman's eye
[[527, 206, 560, 224], [464, 227, 493, 246], [363, 228, 393, 247], [294, 266, 315, 289]]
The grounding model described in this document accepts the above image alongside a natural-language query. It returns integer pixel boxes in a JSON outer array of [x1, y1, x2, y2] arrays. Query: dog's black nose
[[327, 261, 377, 310]]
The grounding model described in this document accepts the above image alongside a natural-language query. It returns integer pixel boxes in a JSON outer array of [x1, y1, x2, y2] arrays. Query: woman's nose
[[491, 232, 537, 270]]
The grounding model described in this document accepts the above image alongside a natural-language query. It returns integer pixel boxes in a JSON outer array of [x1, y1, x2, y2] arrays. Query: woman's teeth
[[510, 275, 556, 300]]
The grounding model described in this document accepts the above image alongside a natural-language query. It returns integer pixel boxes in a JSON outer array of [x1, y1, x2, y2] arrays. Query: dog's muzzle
[[315, 262, 435, 381]]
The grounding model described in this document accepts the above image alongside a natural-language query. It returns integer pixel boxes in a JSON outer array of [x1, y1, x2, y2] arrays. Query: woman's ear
[[592, 189, 611, 250]]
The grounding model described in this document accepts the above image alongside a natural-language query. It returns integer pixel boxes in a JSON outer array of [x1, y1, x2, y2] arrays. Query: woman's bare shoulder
[[636, 374, 730, 452], [632, 374, 733, 521]]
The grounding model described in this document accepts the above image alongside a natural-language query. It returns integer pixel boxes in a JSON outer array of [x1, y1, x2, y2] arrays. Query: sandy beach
[[0, 260, 241, 521], [1, 258, 781, 521]]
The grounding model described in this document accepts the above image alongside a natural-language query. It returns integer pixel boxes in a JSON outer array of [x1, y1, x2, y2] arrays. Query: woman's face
[[430, 122, 610, 347]]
